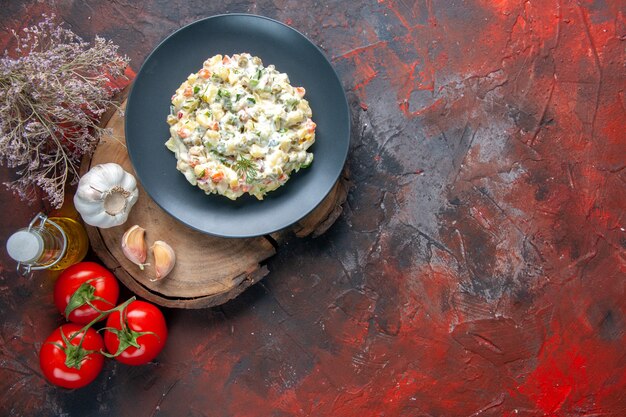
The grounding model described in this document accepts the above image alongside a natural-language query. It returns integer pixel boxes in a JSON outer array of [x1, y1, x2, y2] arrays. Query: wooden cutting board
[[80, 101, 348, 308]]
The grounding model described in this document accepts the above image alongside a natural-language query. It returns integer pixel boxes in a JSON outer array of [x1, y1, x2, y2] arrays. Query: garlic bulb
[[74, 163, 139, 228]]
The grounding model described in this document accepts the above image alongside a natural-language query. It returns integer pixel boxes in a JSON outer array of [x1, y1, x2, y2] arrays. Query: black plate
[[125, 14, 350, 238]]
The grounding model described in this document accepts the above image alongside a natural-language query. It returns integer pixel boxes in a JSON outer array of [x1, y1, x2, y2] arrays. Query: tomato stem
[[68, 296, 136, 343], [63, 277, 117, 320], [99, 301, 159, 358], [58, 326, 98, 370]]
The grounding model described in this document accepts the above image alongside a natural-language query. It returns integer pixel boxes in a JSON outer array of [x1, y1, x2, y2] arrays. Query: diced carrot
[[209, 121, 219, 130], [177, 127, 190, 138], [199, 68, 211, 79], [183, 86, 193, 97], [211, 172, 225, 183], [295, 87, 306, 97], [222, 55, 231, 64]]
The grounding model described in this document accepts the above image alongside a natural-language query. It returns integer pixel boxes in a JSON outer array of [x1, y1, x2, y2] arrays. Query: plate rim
[[125, 13, 350, 238]]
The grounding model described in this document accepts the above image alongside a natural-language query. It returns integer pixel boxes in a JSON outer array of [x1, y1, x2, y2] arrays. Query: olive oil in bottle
[[46, 216, 89, 270], [6, 213, 89, 275]]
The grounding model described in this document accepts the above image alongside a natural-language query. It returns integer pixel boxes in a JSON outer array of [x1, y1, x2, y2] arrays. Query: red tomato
[[54, 262, 120, 324], [104, 300, 167, 366], [39, 324, 104, 389]]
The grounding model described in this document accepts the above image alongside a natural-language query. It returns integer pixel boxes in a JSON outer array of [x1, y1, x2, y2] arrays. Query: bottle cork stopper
[[6, 230, 43, 263]]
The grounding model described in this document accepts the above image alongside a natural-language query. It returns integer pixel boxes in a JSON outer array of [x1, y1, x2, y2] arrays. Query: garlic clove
[[121, 225, 148, 270], [151, 240, 176, 281]]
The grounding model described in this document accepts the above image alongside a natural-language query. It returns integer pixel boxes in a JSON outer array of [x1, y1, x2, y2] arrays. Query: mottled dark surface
[[1, 1, 625, 416]]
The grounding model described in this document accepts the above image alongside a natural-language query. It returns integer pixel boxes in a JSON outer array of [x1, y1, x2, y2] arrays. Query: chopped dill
[[234, 155, 258, 183]]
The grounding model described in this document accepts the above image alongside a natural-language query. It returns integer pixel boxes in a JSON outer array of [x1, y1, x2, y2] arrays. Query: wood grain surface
[[81, 101, 347, 308]]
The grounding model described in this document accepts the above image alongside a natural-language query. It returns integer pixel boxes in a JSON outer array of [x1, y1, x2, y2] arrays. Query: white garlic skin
[[74, 163, 139, 228], [122, 225, 148, 270], [150, 240, 176, 281]]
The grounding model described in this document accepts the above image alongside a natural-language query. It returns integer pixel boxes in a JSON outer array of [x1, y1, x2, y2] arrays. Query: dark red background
[[1, 1, 625, 416]]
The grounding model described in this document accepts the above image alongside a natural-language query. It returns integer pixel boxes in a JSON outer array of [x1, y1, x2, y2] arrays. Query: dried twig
[[0, 14, 129, 208]]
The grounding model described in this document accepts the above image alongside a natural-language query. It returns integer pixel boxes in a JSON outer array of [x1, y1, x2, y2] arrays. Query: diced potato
[[185, 120, 198, 131], [226, 141, 238, 153], [228, 71, 239, 85], [258, 124, 271, 140], [279, 138, 291, 152], [249, 144, 265, 158], [267, 150, 286, 169], [216, 66, 229, 81], [205, 55, 222, 68], [201, 84, 218, 103], [172, 94, 185, 107], [203, 131, 219, 148], [223, 167, 238, 182], [298, 99, 312, 116], [274, 73, 289, 85], [210, 103, 224, 119], [176, 160, 188, 170], [244, 120, 255, 131], [196, 112, 211, 128], [284, 110, 304, 126], [296, 127, 307, 138]]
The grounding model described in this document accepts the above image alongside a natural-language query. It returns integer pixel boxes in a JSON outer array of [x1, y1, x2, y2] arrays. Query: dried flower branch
[[0, 14, 129, 208]]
